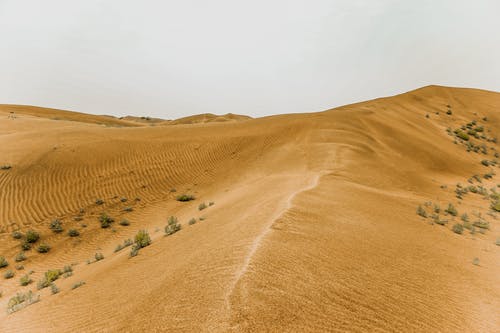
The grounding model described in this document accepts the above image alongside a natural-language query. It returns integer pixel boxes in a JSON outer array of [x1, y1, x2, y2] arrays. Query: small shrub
[[120, 197, 128, 202], [1, 165, 12, 170], [15, 265, 24, 270], [49, 219, 64, 233], [472, 257, 480, 266], [95, 199, 104, 205], [0, 256, 8, 268], [473, 220, 490, 229], [50, 283, 60, 294], [123, 207, 133, 212], [455, 131, 468, 140], [460, 213, 469, 223], [95, 253, 104, 261], [68, 229, 80, 237], [37, 243, 51, 253], [198, 202, 207, 211], [209, 201, 214, 206], [165, 216, 182, 235], [99, 213, 114, 228], [445, 203, 458, 216], [15, 252, 26, 262], [134, 230, 151, 248], [452, 223, 464, 234], [12, 231, 23, 239], [114, 244, 124, 253], [176, 194, 195, 202], [495, 238, 500, 246], [7, 291, 40, 314], [481, 160, 490, 167], [20, 274, 32, 286], [129, 245, 140, 257], [124, 238, 133, 247], [188, 218, 197, 225], [199, 216, 206, 221], [38, 269, 61, 289], [21, 242, 31, 251], [119, 219, 130, 226], [63, 271, 73, 278], [63, 265, 73, 274], [4, 270, 15, 279], [491, 201, 500, 212], [433, 215, 447, 226], [25, 230, 40, 243], [416, 205, 427, 218], [71, 281, 85, 290]]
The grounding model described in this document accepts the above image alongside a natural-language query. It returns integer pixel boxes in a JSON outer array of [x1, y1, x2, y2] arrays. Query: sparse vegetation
[[176, 194, 195, 202], [4, 270, 15, 279], [71, 281, 85, 290], [15, 252, 26, 262], [49, 219, 64, 233], [68, 229, 80, 237], [37, 243, 51, 253], [99, 213, 114, 228], [452, 223, 464, 235], [20, 274, 32, 286], [165, 216, 182, 235], [25, 230, 40, 243], [0, 256, 8, 268], [12, 231, 23, 239], [7, 291, 40, 314]]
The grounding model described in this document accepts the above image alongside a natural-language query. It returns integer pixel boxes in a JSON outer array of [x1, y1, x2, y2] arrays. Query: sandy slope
[[0, 86, 499, 332]]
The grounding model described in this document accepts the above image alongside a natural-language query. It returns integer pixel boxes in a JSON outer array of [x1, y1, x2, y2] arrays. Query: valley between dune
[[0, 86, 499, 332]]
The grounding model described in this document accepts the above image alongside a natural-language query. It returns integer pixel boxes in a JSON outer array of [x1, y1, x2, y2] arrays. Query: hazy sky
[[0, 1, 499, 118]]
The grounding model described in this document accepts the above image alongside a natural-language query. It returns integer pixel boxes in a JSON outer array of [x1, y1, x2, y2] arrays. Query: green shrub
[[20, 274, 32, 286], [15, 252, 26, 262], [71, 281, 85, 290], [95, 253, 104, 261], [12, 231, 23, 239], [37, 243, 51, 253], [119, 219, 130, 226], [165, 216, 182, 235], [38, 269, 62, 289], [176, 194, 195, 202], [129, 245, 140, 257], [25, 230, 40, 243], [416, 205, 427, 218], [198, 202, 207, 211], [445, 203, 458, 216], [21, 242, 31, 251], [99, 213, 114, 228], [4, 270, 15, 279], [7, 291, 40, 314], [134, 230, 151, 248], [49, 219, 64, 233], [68, 229, 80, 237], [0, 256, 8, 268], [455, 130, 469, 140], [188, 218, 197, 225], [452, 223, 464, 234]]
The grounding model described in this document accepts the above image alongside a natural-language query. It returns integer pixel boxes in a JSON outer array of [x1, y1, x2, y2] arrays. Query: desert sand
[[0, 85, 498, 332]]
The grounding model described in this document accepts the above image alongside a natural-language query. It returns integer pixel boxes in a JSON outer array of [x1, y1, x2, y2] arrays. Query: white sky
[[0, 0, 499, 118]]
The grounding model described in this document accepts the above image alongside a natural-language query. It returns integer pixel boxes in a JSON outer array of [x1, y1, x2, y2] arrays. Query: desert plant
[[0, 256, 8, 268], [176, 194, 195, 202], [50, 283, 60, 294], [209, 201, 214, 206], [120, 197, 128, 202], [99, 213, 114, 228], [124, 238, 133, 247], [15, 252, 26, 262], [165, 216, 182, 235], [134, 230, 151, 248], [49, 219, 64, 233], [473, 220, 490, 229], [114, 244, 124, 253], [21, 242, 31, 251], [0, 165, 12, 170], [452, 223, 464, 235], [198, 202, 207, 211], [188, 218, 197, 225], [12, 231, 23, 239], [416, 205, 427, 218], [123, 207, 133, 212], [19, 274, 32, 286], [95, 198, 104, 205], [119, 219, 130, 226], [71, 281, 85, 290], [472, 257, 480, 266], [129, 245, 140, 257], [7, 291, 40, 314], [25, 230, 40, 243], [37, 243, 51, 253], [445, 203, 458, 216], [15, 265, 24, 270], [37, 269, 62, 289], [4, 270, 15, 279], [68, 229, 80, 237], [95, 252, 104, 261]]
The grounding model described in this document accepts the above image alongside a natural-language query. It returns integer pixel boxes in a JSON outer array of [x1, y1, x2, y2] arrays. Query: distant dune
[[0, 86, 499, 332]]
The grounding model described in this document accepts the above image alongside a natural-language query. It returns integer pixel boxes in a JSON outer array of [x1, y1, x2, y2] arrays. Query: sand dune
[[0, 86, 499, 332]]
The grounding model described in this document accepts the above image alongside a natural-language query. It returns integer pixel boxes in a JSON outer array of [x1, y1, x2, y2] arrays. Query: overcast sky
[[0, 1, 499, 119]]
